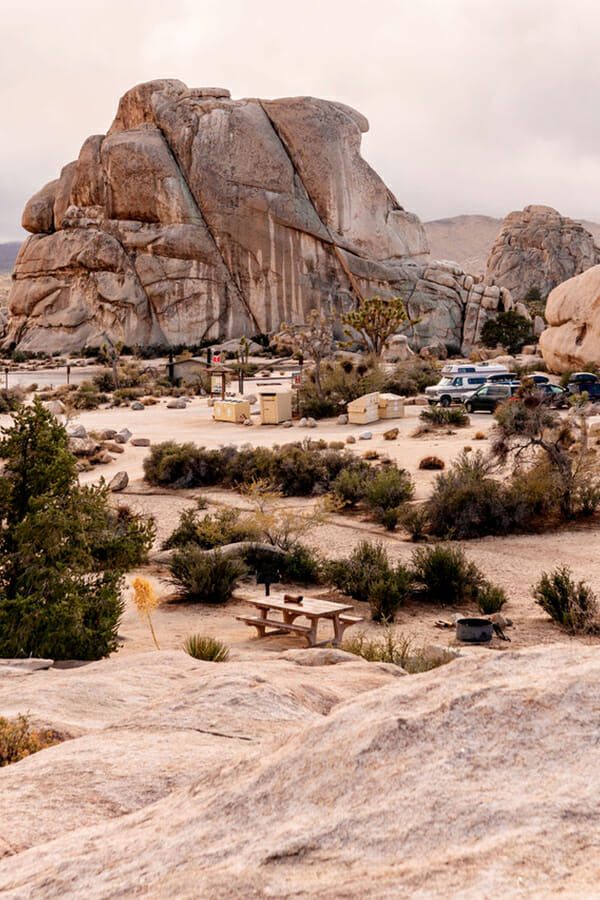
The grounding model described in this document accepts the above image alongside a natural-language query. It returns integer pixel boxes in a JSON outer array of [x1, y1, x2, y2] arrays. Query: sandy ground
[[7, 390, 599, 662]]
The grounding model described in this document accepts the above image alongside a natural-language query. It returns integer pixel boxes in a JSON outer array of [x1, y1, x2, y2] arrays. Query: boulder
[[42, 399, 65, 416], [7, 80, 511, 356], [383, 428, 399, 440], [103, 441, 124, 454], [130, 401, 145, 410], [67, 424, 87, 438], [68, 436, 100, 457], [486, 205, 600, 303], [359, 431, 372, 440], [346, 434, 356, 443], [108, 471, 129, 492], [166, 398, 187, 409], [337, 414, 349, 425], [130, 437, 151, 446], [539, 264, 600, 372]]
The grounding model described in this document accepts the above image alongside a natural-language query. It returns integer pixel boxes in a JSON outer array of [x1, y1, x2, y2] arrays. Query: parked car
[[425, 364, 510, 407], [464, 382, 521, 413], [535, 383, 570, 408], [568, 372, 599, 385]]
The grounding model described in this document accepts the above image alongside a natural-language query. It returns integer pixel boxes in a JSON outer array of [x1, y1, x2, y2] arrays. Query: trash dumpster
[[213, 399, 251, 423], [259, 391, 293, 424], [378, 393, 405, 419], [347, 392, 380, 425]]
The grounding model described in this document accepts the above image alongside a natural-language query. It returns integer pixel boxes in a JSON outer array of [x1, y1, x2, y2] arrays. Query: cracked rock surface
[[9, 79, 509, 353]]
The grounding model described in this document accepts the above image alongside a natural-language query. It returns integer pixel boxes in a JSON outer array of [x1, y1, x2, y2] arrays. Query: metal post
[[4, 367, 7, 390], [66, 364, 71, 386]]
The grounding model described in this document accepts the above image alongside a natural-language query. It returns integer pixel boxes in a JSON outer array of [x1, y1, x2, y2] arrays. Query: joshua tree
[[341, 295, 415, 358]]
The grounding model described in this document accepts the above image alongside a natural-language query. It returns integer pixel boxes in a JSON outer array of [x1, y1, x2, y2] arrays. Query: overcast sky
[[2, 0, 600, 241]]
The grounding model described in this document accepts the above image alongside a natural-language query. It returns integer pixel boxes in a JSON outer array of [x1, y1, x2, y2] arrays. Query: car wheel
[[465, 401, 473, 413], [441, 396, 451, 408]]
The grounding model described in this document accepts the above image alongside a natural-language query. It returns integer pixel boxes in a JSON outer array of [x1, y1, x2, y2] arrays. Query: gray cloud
[[2, 0, 600, 240]]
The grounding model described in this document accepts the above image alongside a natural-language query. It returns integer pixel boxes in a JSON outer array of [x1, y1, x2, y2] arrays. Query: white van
[[425, 363, 509, 407]]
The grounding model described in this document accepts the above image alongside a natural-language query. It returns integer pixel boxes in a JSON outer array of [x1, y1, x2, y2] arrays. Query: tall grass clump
[[420, 405, 470, 428], [342, 629, 456, 673], [183, 634, 230, 661]]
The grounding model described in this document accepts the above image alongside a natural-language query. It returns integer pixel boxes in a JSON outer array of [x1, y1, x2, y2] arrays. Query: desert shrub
[[342, 629, 455, 672], [419, 456, 445, 470], [0, 714, 59, 766], [477, 581, 507, 615], [420, 405, 469, 428], [91, 504, 155, 569], [532, 566, 599, 633], [411, 544, 483, 605], [383, 359, 439, 396], [168, 547, 246, 604], [0, 387, 26, 413], [425, 450, 520, 539], [143, 442, 225, 488], [163, 507, 257, 550], [144, 441, 363, 497], [183, 634, 230, 661], [279, 543, 324, 583], [399, 504, 430, 541], [364, 466, 414, 513], [327, 541, 411, 621], [73, 381, 103, 409]]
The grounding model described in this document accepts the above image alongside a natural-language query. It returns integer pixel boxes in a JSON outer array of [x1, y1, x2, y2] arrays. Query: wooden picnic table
[[237, 595, 364, 647]]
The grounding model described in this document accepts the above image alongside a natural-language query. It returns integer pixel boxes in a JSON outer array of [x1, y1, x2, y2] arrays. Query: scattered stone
[[103, 441, 124, 454], [108, 471, 129, 492], [130, 401, 145, 410], [167, 398, 187, 409], [307, 417, 317, 428], [68, 437, 101, 457], [118, 428, 132, 442], [383, 427, 399, 440], [337, 414, 349, 425], [92, 450, 113, 465], [42, 400, 65, 417], [298, 417, 308, 427], [491, 613, 513, 628], [67, 424, 87, 439], [130, 437, 151, 447], [346, 435, 356, 444], [359, 431, 372, 440], [99, 429, 117, 440], [243, 418, 253, 426], [282, 420, 293, 428], [243, 394, 258, 405]]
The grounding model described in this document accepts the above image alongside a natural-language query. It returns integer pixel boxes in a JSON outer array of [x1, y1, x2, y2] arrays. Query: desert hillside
[[425, 214, 600, 275], [0, 242, 20, 273]]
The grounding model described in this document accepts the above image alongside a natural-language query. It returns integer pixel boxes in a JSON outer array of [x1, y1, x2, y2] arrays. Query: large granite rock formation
[[486, 204, 600, 303], [8, 80, 509, 354], [1, 646, 600, 897], [539, 264, 600, 371]]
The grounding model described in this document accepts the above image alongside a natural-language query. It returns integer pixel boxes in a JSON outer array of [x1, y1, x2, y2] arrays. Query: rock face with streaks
[[485, 204, 600, 303], [8, 80, 508, 354]]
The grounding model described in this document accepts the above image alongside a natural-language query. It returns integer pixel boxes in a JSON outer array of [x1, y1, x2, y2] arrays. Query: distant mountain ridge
[[0, 242, 21, 272], [424, 214, 600, 275]]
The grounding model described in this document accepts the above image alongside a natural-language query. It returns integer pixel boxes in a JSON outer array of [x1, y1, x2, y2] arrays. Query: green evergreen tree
[[480, 310, 533, 354], [0, 401, 153, 659]]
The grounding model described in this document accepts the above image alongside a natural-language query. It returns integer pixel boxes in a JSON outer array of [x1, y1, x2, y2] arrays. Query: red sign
[[213, 354, 221, 364]]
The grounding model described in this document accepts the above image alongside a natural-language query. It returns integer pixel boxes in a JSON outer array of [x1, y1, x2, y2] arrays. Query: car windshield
[[438, 377, 454, 386]]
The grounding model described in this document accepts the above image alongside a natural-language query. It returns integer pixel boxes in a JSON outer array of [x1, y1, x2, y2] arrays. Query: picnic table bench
[[237, 595, 364, 647]]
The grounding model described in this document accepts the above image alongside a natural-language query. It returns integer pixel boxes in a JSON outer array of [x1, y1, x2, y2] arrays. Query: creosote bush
[[183, 634, 230, 661], [0, 714, 59, 767], [327, 541, 411, 622], [144, 440, 364, 496], [477, 581, 507, 615], [163, 507, 258, 550], [411, 544, 484, 606], [532, 567, 599, 633], [168, 548, 246, 604], [420, 405, 470, 428]]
